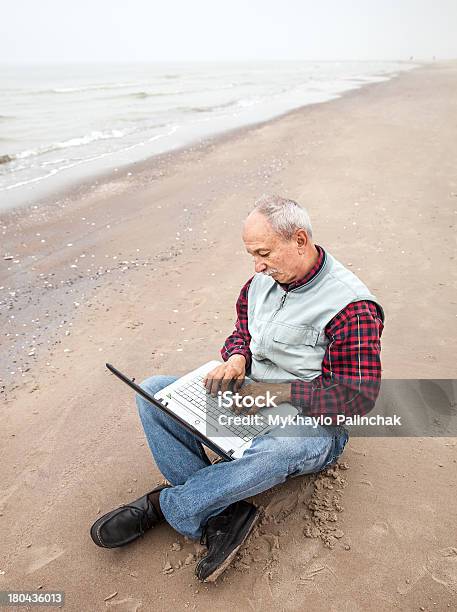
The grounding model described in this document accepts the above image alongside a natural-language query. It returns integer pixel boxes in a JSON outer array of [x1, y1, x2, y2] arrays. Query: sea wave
[[129, 90, 185, 99], [185, 99, 240, 113], [7, 82, 146, 95], [2, 123, 180, 192], [181, 95, 264, 114], [236, 96, 262, 108], [50, 82, 143, 93], [13, 129, 128, 161], [124, 80, 257, 101]]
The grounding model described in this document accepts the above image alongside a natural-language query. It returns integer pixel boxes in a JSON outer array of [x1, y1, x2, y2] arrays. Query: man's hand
[[235, 382, 292, 415], [204, 354, 246, 396]]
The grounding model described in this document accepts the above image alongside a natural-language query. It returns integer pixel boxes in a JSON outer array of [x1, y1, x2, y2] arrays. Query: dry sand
[[1, 62, 457, 611]]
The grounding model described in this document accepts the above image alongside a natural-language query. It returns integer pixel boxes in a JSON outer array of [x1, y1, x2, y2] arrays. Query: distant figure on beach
[[90, 195, 384, 581]]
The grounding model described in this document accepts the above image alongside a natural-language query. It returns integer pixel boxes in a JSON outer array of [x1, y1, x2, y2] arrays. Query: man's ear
[[296, 229, 308, 249]]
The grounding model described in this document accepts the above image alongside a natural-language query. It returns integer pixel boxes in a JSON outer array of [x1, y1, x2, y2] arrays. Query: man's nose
[[254, 260, 267, 273]]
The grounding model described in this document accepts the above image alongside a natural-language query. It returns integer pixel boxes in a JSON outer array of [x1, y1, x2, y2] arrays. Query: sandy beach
[[1, 62, 457, 611]]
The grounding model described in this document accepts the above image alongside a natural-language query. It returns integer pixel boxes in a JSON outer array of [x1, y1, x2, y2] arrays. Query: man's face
[[242, 211, 306, 284]]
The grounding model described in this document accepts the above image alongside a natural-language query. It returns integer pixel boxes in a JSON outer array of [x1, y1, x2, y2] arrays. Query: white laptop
[[107, 361, 297, 460]]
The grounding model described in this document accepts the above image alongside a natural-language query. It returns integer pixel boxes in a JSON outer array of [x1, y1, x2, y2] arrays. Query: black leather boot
[[195, 500, 259, 582], [90, 485, 170, 548]]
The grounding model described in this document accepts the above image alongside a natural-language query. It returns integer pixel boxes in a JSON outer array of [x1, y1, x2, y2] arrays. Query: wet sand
[[1, 62, 457, 611]]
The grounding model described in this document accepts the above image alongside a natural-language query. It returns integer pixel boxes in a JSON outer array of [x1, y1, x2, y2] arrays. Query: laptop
[[106, 361, 297, 461]]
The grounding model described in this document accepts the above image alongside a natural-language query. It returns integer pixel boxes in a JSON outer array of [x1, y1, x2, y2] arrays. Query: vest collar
[[278, 248, 330, 294]]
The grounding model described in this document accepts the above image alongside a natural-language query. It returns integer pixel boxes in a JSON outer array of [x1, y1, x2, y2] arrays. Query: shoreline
[[1, 61, 457, 611], [1, 61, 423, 217]]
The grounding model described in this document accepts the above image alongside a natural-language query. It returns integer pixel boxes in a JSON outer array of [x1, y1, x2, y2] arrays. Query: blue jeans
[[136, 375, 349, 540]]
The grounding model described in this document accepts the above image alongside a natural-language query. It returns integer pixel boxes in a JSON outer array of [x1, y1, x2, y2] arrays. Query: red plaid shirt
[[221, 245, 384, 420]]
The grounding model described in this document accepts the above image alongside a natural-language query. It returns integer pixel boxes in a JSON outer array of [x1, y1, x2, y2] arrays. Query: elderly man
[[90, 195, 384, 582]]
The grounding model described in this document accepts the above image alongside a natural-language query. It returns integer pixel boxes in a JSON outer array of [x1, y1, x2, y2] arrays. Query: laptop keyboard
[[172, 375, 271, 441]]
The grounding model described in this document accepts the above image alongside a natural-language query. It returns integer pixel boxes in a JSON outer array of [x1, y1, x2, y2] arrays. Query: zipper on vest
[[272, 283, 307, 318], [273, 292, 288, 317]]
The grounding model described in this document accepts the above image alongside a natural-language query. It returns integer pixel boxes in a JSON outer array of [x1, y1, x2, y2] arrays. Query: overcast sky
[[1, 0, 456, 64]]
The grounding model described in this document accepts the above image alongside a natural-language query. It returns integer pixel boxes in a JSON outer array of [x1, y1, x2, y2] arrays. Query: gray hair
[[253, 194, 313, 240]]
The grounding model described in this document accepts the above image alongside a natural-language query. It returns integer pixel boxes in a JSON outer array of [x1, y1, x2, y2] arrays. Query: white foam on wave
[[3, 124, 180, 192], [14, 129, 127, 160], [236, 96, 263, 108], [50, 82, 143, 93]]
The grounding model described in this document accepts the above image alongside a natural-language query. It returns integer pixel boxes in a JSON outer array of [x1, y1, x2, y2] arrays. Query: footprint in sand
[[365, 521, 392, 549], [264, 490, 299, 520], [183, 295, 208, 313], [26, 545, 65, 575], [419, 380, 456, 416], [419, 380, 457, 435], [426, 546, 457, 595], [105, 597, 143, 612]]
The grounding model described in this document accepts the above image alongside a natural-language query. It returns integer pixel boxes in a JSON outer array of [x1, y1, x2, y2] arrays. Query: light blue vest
[[247, 249, 384, 382]]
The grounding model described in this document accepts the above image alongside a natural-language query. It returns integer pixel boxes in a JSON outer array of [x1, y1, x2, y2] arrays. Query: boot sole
[[201, 508, 260, 583]]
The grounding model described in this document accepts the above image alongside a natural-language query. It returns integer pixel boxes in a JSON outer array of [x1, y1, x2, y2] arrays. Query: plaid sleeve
[[290, 301, 384, 422], [221, 277, 254, 369]]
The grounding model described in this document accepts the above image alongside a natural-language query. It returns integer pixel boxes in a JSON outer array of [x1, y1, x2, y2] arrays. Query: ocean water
[[0, 61, 415, 211]]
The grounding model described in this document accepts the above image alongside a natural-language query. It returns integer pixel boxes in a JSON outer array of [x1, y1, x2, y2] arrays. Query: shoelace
[[120, 502, 158, 533], [144, 500, 160, 531]]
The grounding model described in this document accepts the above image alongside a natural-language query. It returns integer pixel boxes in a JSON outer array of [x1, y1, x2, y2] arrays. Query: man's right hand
[[203, 354, 246, 397]]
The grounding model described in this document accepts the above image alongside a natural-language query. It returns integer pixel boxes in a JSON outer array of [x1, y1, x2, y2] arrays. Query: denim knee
[[139, 375, 173, 395], [135, 375, 175, 421], [251, 434, 330, 474], [264, 433, 334, 477]]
